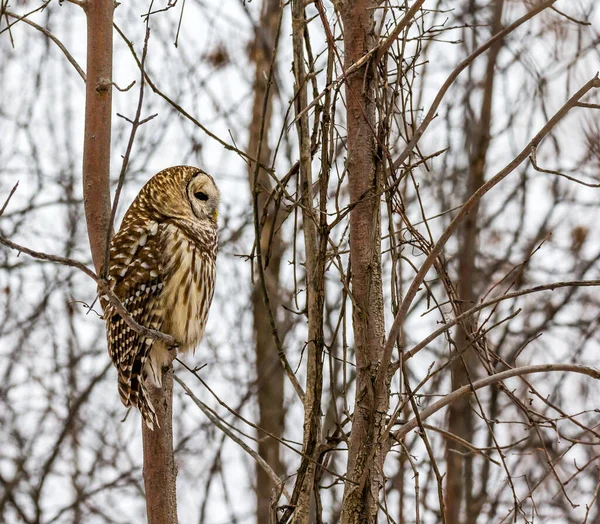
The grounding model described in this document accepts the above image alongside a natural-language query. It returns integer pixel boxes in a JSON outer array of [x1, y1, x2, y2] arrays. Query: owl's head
[[135, 165, 220, 226], [186, 170, 220, 224]]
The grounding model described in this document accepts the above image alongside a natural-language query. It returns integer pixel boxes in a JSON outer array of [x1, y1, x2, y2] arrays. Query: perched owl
[[102, 166, 219, 429]]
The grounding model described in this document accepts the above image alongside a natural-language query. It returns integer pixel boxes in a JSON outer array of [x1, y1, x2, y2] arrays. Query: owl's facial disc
[[187, 171, 220, 223]]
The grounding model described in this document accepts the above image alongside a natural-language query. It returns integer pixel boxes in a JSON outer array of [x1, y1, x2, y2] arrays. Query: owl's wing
[[102, 220, 167, 429]]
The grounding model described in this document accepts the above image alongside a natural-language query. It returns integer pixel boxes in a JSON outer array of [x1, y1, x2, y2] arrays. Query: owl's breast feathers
[[160, 222, 217, 352]]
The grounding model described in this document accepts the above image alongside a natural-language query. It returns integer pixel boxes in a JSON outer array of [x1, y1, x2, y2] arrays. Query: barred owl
[[102, 166, 219, 429]]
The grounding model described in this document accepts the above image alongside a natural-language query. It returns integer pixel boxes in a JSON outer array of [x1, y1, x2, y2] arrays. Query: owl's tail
[[118, 352, 159, 430]]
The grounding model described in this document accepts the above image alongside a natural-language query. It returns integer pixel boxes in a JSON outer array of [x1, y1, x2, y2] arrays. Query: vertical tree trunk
[[444, 2, 504, 522], [142, 368, 178, 524], [338, 2, 387, 523], [246, 1, 285, 522], [83, 0, 113, 273], [288, 2, 326, 522]]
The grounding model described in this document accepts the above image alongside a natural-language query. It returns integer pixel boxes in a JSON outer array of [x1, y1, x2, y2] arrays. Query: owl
[[102, 166, 219, 429]]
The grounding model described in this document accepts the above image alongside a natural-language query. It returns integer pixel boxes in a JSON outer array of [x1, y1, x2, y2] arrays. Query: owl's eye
[[194, 191, 208, 201]]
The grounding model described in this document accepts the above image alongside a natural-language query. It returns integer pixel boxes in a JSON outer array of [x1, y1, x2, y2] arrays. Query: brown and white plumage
[[102, 166, 219, 429]]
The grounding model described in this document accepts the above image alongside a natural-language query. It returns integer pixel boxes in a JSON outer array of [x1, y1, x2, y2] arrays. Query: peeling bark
[[338, 2, 388, 522]]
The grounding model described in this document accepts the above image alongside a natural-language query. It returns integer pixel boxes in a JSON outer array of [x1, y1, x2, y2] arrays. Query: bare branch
[[404, 279, 600, 362], [391, 0, 557, 170], [4, 10, 86, 82], [395, 364, 600, 440], [0, 182, 19, 217], [530, 145, 600, 188], [374, 0, 426, 63], [174, 376, 291, 501]]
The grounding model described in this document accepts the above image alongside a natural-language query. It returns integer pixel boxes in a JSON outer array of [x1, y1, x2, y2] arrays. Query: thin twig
[[174, 376, 291, 500], [0, 182, 19, 216], [404, 279, 600, 362], [395, 364, 600, 440], [391, 0, 558, 170], [4, 10, 86, 82], [530, 145, 600, 188]]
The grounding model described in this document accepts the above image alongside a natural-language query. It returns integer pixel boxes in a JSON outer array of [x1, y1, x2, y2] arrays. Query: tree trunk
[[288, 1, 326, 522], [444, 2, 504, 522], [246, 1, 286, 522], [338, 2, 388, 523], [142, 367, 178, 524], [83, 0, 113, 274]]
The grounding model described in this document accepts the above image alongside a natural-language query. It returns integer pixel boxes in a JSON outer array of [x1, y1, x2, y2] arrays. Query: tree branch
[[4, 10, 86, 82], [394, 364, 600, 440], [403, 279, 600, 363]]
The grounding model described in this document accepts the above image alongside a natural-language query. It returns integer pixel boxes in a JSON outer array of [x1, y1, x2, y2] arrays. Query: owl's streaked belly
[[162, 227, 215, 351], [144, 225, 215, 387]]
